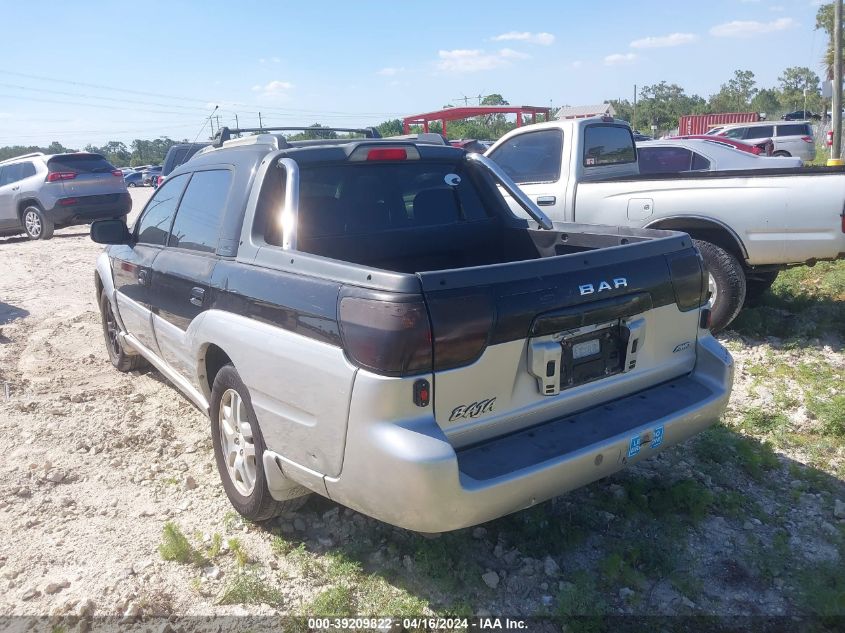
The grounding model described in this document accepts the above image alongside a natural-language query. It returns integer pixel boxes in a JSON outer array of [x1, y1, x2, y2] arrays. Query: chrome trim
[[278, 157, 300, 251], [465, 152, 554, 230]]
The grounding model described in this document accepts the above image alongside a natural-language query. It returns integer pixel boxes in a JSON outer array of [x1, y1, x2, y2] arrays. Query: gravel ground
[[0, 189, 843, 624]]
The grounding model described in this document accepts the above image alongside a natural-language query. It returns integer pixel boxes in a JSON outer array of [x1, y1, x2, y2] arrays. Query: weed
[[227, 537, 248, 569], [555, 572, 608, 633], [796, 561, 845, 618], [217, 571, 283, 606], [223, 510, 242, 532], [413, 533, 481, 594], [323, 550, 363, 581], [306, 585, 355, 616], [270, 534, 294, 557], [158, 522, 205, 566], [206, 533, 222, 559], [739, 408, 790, 435]]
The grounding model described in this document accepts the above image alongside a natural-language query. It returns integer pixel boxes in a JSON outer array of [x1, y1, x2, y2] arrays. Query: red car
[[669, 135, 774, 156]]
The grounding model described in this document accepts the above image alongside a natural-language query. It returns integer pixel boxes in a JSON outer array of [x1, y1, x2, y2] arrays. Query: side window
[[722, 128, 746, 139], [745, 125, 774, 140], [691, 153, 711, 170], [637, 147, 692, 174], [0, 163, 24, 185], [135, 174, 189, 246], [19, 162, 36, 179], [583, 125, 636, 166], [777, 124, 811, 137], [0, 166, 7, 186], [168, 169, 233, 253], [487, 129, 563, 184]]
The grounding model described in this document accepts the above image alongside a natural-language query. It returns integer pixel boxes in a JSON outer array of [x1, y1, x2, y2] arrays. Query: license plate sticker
[[572, 338, 601, 360]]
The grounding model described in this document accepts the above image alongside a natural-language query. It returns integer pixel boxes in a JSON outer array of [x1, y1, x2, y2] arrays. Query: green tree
[[709, 70, 758, 112], [633, 81, 708, 134], [375, 119, 403, 137], [816, 2, 843, 80], [778, 66, 823, 112], [750, 88, 782, 117]]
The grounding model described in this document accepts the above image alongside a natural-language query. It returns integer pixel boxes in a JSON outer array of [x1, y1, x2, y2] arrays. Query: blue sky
[[0, 0, 831, 146]]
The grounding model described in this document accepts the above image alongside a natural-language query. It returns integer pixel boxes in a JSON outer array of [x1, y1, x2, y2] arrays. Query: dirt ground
[[0, 187, 843, 625]]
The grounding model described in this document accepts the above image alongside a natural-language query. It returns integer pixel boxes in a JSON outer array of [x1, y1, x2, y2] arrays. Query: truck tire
[[211, 364, 304, 522], [744, 271, 779, 304], [99, 289, 147, 372], [694, 240, 746, 332], [22, 204, 54, 240]]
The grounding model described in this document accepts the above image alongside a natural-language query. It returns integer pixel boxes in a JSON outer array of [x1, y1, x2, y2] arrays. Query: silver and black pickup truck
[[91, 127, 733, 532]]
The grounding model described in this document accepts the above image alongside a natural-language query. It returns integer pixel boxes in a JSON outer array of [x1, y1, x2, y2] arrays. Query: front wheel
[[22, 205, 54, 240], [695, 240, 746, 333], [210, 365, 305, 522], [99, 289, 147, 371]]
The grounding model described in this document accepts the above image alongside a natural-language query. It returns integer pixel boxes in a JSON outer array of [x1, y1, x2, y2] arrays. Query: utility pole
[[234, 113, 239, 133], [633, 84, 637, 131], [258, 112, 264, 131], [832, 0, 843, 163]]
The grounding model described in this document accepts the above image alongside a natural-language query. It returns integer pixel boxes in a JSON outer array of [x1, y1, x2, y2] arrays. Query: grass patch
[[796, 561, 845, 618], [412, 533, 482, 594], [158, 522, 206, 566], [217, 571, 283, 606], [495, 503, 589, 557], [739, 408, 790, 435], [555, 572, 609, 632], [227, 537, 249, 569], [731, 261, 845, 339], [206, 533, 222, 559]]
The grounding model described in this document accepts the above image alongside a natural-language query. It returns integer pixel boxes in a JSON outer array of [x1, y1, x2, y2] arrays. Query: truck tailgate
[[417, 232, 707, 448]]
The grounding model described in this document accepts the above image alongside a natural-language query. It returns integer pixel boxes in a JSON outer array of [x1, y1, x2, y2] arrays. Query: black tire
[[127, 182, 136, 188], [744, 271, 779, 304], [99, 289, 147, 371], [695, 240, 746, 333], [21, 205, 54, 240], [773, 151, 791, 157], [210, 364, 301, 522]]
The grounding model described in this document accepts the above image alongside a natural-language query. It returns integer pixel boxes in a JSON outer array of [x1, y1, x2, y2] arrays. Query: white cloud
[[630, 32, 698, 48], [570, 60, 583, 69], [251, 80, 294, 98], [710, 17, 797, 37], [377, 67, 405, 76], [604, 52, 638, 66], [259, 56, 281, 64], [491, 31, 555, 46], [436, 48, 530, 72]]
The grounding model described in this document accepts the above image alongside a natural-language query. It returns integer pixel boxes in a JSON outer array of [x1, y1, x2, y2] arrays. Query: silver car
[[0, 152, 131, 240], [719, 121, 817, 162]]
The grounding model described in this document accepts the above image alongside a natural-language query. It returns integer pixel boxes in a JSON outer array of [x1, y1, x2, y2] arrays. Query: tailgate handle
[[536, 196, 556, 206], [190, 287, 206, 307], [531, 292, 653, 336]]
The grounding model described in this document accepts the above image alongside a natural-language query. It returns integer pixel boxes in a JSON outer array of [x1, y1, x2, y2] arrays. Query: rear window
[[637, 147, 693, 174], [48, 154, 114, 173], [777, 123, 812, 137], [295, 161, 489, 239], [583, 124, 636, 166]]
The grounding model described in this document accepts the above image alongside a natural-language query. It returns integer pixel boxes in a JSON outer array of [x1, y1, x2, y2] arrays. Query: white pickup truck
[[487, 118, 845, 331]]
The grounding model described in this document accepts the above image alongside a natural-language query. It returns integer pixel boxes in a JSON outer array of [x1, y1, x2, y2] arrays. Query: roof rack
[[213, 126, 381, 147], [0, 152, 45, 165]]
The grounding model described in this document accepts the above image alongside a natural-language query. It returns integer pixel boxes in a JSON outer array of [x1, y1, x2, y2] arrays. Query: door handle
[[536, 196, 556, 206], [137, 269, 149, 285], [190, 287, 206, 307], [12, 186, 19, 191]]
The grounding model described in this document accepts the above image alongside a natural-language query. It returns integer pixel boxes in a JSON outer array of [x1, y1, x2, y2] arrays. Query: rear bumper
[[46, 192, 131, 226], [323, 335, 733, 532]]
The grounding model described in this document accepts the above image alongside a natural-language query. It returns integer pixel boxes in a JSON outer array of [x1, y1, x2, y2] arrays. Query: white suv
[[719, 121, 816, 162]]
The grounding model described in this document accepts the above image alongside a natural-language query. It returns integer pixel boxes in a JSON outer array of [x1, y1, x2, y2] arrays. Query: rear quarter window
[[776, 124, 812, 137], [583, 124, 636, 166]]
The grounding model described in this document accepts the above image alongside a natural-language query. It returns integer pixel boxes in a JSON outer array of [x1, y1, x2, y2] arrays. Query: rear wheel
[[211, 364, 304, 522], [695, 240, 746, 332], [773, 150, 791, 157], [127, 182, 136, 188], [744, 271, 779, 304], [99, 289, 147, 371], [22, 205, 54, 240]]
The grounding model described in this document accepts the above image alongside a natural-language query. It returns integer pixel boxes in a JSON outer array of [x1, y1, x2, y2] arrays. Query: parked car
[[717, 121, 816, 162], [782, 110, 821, 121], [90, 127, 731, 532], [637, 139, 803, 174], [669, 135, 775, 156], [486, 117, 845, 331], [142, 167, 162, 186], [0, 152, 130, 240], [448, 139, 488, 153], [160, 142, 210, 183], [124, 172, 145, 188]]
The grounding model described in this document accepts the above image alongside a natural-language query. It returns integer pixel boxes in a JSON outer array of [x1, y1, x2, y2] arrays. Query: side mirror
[[90, 219, 132, 245]]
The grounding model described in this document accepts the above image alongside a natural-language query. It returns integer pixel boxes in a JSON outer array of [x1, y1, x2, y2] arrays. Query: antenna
[[192, 104, 218, 144]]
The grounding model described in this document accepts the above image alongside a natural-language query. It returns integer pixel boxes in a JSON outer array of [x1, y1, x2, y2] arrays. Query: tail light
[[338, 294, 432, 376], [667, 249, 706, 311], [751, 146, 762, 155], [111, 170, 122, 177], [157, 176, 164, 185], [47, 171, 76, 182], [801, 136, 813, 143], [426, 291, 493, 371], [367, 148, 407, 161]]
